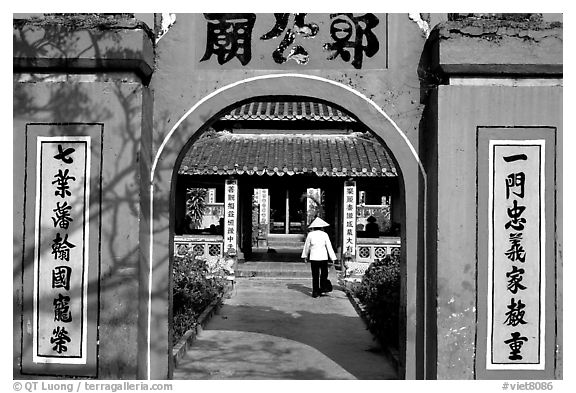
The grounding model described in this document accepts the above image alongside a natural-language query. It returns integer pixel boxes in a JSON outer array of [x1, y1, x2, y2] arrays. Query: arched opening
[[143, 74, 427, 380]]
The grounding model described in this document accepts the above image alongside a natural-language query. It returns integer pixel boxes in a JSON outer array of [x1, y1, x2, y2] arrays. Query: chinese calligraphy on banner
[[488, 141, 545, 369], [22, 124, 101, 377], [197, 13, 387, 70], [256, 188, 269, 225], [343, 181, 357, 256], [34, 137, 90, 363], [224, 179, 238, 254]]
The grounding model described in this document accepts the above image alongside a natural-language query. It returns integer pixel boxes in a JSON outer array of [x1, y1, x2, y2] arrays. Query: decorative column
[[224, 179, 238, 255], [343, 180, 357, 257]]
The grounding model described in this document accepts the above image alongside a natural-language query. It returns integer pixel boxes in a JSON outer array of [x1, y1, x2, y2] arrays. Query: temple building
[[174, 100, 401, 263]]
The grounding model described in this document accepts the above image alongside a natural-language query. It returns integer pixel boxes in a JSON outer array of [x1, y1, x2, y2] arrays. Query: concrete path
[[173, 269, 399, 380]]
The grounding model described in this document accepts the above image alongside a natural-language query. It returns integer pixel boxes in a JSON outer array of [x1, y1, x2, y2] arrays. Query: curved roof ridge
[[220, 100, 356, 122]]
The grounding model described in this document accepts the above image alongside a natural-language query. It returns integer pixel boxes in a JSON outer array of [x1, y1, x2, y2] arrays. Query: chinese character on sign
[[505, 233, 526, 263], [503, 331, 528, 361], [51, 233, 76, 261], [505, 200, 527, 231], [52, 266, 72, 291], [50, 326, 71, 354], [53, 144, 76, 164], [506, 265, 527, 294], [506, 172, 525, 199], [260, 13, 319, 64], [504, 298, 527, 327], [51, 201, 74, 229], [324, 13, 379, 69], [201, 13, 256, 66], [52, 169, 76, 198], [503, 154, 528, 163], [53, 294, 72, 323]]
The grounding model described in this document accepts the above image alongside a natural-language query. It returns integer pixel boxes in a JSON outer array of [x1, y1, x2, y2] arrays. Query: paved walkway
[[173, 269, 399, 380]]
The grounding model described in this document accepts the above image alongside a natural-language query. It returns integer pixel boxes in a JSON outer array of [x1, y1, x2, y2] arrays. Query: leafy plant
[[353, 252, 401, 348], [172, 254, 225, 343], [185, 187, 207, 229]]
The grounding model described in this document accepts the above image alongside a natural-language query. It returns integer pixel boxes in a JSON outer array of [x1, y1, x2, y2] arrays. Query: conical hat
[[308, 217, 329, 228]]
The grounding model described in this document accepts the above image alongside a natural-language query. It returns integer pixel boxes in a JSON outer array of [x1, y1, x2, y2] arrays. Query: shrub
[[172, 254, 225, 343], [353, 253, 400, 348]]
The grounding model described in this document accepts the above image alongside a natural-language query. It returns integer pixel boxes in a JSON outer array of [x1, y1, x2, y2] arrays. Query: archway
[[141, 74, 427, 379]]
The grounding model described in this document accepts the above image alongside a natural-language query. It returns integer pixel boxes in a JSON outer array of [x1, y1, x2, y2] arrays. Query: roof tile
[[179, 133, 397, 177], [220, 101, 356, 122]]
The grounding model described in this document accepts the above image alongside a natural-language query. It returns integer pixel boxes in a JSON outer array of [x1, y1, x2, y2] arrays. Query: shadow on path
[[174, 279, 398, 380]]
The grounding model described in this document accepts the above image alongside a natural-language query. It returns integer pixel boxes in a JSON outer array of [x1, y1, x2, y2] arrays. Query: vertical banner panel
[[22, 124, 102, 377], [489, 142, 544, 368], [224, 179, 238, 254], [258, 188, 269, 225], [477, 127, 556, 379], [35, 138, 90, 362], [343, 181, 356, 256]]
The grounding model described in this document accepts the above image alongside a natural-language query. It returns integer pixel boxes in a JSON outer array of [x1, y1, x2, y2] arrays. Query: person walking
[[301, 217, 337, 298]]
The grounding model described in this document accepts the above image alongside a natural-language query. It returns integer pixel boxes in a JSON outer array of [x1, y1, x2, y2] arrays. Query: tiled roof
[[220, 101, 355, 122], [178, 133, 397, 177]]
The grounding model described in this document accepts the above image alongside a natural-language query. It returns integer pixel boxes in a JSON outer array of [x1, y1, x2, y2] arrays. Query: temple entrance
[[268, 186, 307, 235], [147, 74, 427, 380]]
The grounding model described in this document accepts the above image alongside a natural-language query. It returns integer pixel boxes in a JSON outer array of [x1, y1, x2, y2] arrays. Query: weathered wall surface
[[433, 86, 562, 379], [13, 78, 145, 378], [13, 16, 153, 378]]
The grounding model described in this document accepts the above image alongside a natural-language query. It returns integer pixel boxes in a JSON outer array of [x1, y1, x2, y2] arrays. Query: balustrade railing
[[174, 235, 224, 258]]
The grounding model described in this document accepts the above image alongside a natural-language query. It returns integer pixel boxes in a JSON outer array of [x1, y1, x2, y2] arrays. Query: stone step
[[265, 242, 305, 249], [248, 249, 303, 262], [236, 262, 340, 279]]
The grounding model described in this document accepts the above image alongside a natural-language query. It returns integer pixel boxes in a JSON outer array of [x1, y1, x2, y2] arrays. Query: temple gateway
[[13, 13, 562, 380]]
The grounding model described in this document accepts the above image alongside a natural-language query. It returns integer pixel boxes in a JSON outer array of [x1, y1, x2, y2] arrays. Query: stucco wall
[[13, 77, 146, 378], [433, 86, 562, 379]]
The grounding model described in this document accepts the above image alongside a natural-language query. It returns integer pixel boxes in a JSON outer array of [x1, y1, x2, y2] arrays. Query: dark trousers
[[310, 260, 328, 294]]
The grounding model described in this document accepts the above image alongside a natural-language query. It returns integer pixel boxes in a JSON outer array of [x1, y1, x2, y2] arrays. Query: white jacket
[[301, 230, 337, 261]]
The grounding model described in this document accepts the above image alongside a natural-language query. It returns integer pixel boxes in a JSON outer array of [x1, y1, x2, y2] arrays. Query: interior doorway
[[269, 186, 307, 234]]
